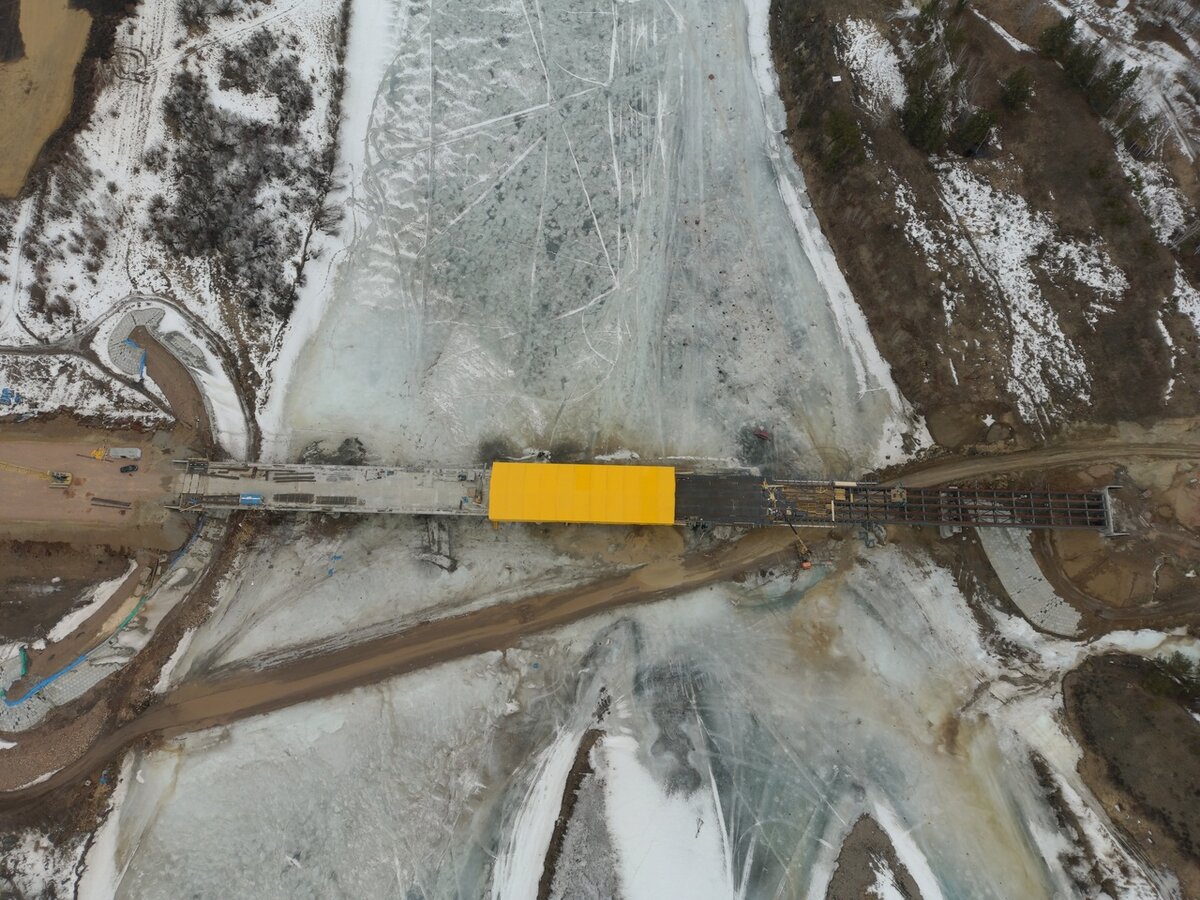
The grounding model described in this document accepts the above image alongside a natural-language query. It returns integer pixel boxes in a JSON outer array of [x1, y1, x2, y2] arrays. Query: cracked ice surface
[[278, 0, 920, 472], [98, 545, 1173, 897]]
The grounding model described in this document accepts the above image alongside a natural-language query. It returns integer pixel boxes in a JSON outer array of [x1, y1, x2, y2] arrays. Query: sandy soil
[[0, 699, 108, 795], [129, 325, 213, 455], [0, 430, 188, 550], [0, 0, 90, 197]]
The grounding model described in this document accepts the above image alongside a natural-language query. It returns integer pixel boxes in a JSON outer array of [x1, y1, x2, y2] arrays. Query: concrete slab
[[175, 462, 488, 516]]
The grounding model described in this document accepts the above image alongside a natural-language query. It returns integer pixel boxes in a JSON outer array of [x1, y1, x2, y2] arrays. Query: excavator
[[0, 459, 73, 488]]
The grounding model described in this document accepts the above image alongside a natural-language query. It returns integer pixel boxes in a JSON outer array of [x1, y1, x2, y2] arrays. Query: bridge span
[[172, 460, 1114, 533], [172, 459, 488, 516]]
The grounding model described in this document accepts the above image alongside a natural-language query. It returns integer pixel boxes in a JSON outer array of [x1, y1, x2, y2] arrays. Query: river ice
[[62, 0, 1175, 896], [91, 542, 1172, 898], [270, 0, 922, 473]]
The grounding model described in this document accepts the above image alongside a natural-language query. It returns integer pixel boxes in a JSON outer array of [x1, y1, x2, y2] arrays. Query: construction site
[[0, 0, 1197, 889], [170, 458, 1115, 533]]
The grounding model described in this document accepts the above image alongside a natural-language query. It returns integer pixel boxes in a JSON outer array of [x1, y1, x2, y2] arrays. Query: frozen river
[[92, 540, 1169, 898], [269, 0, 921, 471], [64, 0, 1170, 897]]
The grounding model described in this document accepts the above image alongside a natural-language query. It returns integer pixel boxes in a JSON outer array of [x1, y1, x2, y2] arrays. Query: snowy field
[[0, 0, 345, 384]]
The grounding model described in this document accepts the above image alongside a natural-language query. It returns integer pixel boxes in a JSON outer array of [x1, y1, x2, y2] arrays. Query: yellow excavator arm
[[0, 459, 73, 488]]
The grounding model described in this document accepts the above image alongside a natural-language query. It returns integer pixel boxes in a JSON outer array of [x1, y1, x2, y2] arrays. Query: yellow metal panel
[[488, 462, 676, 525]]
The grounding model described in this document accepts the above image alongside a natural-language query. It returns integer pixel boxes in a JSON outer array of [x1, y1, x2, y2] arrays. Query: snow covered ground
[[836, 19, 907, 116], [160, 514, 657, 680], [890, 161, 1132, 428], [0, 0, 345, 415], [86, 542, 1189, 898], [0, 352, 168, 424]]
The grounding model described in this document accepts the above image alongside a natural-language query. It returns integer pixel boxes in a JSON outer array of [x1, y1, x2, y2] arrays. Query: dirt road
[[888, 442, 1198, 487], [129, 325, 212, 452], [0, 527, 803, 812], [1028, 530, 1200, 626], [0, 429, 190, 550]]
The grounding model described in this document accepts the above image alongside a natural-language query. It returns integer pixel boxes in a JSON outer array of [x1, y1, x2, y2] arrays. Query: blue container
[[239, 493, 264, 506]]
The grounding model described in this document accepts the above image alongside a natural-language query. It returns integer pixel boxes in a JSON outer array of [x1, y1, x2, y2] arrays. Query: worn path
[[0, 527, 802, 813], [889, 441, 1197, 487]]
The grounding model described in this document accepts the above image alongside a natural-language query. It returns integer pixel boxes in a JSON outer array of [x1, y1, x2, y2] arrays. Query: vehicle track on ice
[[0, 527, 802, 812]]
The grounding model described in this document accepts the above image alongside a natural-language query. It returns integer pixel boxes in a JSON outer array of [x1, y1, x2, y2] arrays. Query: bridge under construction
[[172, 460, 1115, 532]]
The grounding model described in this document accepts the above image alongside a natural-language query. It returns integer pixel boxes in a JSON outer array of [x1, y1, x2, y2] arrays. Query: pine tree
[[1038, 14, 1077, 58], [953, 108, 996, 155], [900, 87, 948, 153], [999, 67, 1033, 110], [1063, 40, 1102, 89], [1087, 60, 1141, 115]]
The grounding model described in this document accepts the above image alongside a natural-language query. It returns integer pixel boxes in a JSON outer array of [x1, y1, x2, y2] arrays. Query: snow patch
[[152, 627, 196, 694], [1173, 267, 1200, 334], [972, 11, 1034, 54], [892, 163, 1129, 426], [0, 354, 168, 424], [868, 857, 907, 900], [1112, 139, 1194, 244], [871, 800, 946, 900], [601, 732, 738, 900], [491, 727, 581, 899], [78, 754, 136, 900], [594, 448, 640, 461], [1, 830, 85, 899], [46, 560, 136, 644], [837, 19, 908, 114]]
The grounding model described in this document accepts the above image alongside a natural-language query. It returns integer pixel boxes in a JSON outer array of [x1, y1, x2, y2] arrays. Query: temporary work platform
[[487, 462, 676, 525]]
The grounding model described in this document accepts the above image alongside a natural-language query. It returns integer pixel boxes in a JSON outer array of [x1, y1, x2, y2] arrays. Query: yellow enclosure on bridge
[[487, 462, 676, 525]]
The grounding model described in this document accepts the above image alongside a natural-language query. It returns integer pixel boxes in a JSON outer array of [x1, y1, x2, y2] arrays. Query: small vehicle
[[120, 464, 138, 474]]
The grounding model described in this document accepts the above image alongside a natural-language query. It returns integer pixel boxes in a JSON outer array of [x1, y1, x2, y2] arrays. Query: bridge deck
[[764, 481, 1110, 530], [173, 461, 1113, 532], [172, 460, 488, 516]]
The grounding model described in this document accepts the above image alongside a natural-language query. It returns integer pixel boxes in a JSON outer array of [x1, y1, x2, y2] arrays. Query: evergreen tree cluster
[[1038, 15, 1151, 154], [897, 1, 1016, 157]]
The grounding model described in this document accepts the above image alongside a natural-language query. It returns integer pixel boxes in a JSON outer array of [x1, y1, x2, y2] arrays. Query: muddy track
[[0, 528, 802, 813], [888, 442, 1198, 487], [1028, 530, 1200, 627]]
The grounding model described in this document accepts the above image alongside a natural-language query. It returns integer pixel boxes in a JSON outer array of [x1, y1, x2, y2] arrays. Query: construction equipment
[[0, 459, 73, 488]]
